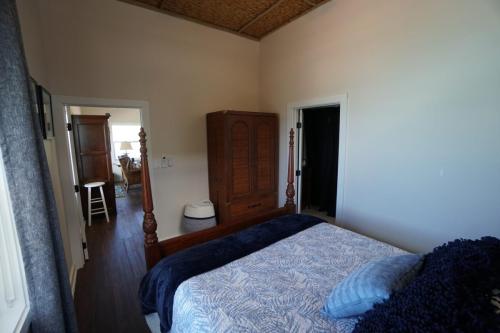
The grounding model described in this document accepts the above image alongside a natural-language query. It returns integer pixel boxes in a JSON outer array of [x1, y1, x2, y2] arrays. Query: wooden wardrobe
[[207, 111, 278, 225], [72, 114, 116, 220]]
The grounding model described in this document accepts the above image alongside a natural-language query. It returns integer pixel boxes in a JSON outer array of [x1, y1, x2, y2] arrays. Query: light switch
[[160, 155, 174, 168], [160, 155, 168, 168]]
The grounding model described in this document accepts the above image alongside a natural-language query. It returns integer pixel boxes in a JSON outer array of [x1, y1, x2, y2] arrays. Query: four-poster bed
[[137, 127, 407, 333], [137, 128, 499, 333], [139, 127, 298, 269]]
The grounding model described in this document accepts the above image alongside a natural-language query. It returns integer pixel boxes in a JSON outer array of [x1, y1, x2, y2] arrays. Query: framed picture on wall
[[36, 85, 54, 139], [30, 77, 45, 137]]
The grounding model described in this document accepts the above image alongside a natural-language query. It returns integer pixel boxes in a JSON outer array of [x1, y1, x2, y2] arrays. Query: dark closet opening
[[300, 105, 340, 217]]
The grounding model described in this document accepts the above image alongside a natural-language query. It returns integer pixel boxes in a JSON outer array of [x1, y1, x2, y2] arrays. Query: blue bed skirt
[[138, 214, 324, 332]]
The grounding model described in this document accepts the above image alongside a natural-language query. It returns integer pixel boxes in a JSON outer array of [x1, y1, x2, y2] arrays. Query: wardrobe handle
[[248, 203, 262, 209]]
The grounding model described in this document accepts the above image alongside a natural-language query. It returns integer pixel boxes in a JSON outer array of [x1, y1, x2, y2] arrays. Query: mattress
[[167, 223, 406, 333], [140, 214, 323, 332]]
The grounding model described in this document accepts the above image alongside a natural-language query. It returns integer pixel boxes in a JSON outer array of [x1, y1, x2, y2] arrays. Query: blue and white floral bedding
[[140, 214, 323, 332], [170, 223, 406, 333]]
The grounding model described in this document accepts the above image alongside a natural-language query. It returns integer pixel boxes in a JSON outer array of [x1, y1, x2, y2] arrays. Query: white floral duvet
[[170, 223, 406, 333]]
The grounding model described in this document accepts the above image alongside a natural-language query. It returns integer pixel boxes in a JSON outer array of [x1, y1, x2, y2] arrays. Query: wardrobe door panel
[[207, 113, 224, 211], [254, 116, 277, 193], [228, 116, 253, 199]]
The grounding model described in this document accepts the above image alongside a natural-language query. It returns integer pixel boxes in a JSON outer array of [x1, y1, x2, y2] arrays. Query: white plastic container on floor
[[182, 200, 216, 233]]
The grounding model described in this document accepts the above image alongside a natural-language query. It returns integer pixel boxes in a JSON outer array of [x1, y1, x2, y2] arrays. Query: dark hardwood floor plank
[[74, 189, 149, 333]]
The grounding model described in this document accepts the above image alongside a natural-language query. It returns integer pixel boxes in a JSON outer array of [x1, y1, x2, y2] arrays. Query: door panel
[[77, 125, 108, 151], [72, 115, 116, 220], [228, 116, 252, 199], [254, 116, 277, 193], [80, 153, 112, 181]]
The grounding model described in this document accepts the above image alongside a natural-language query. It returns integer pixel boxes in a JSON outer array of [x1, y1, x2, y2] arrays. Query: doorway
[[51, 97, 151, 331], [50, 96, 151, 271], [287, 94, 347, 222], [67, 106, 143, 225], [298, 106, 340, 223]]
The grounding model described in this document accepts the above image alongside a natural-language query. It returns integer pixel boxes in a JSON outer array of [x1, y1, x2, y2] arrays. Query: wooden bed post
[[140, 128, 161, 269], [285, 128, 296, 212]]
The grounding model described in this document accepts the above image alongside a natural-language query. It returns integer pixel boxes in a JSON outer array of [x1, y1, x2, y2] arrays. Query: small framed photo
[[36, 85, 54, 139], [30, 77, 44, 136]]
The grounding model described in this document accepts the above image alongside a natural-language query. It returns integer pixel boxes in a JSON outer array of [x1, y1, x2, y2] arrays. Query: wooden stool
[[84, 182, 110, 226]]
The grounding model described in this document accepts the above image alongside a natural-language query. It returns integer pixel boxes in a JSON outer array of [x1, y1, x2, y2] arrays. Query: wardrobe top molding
[[209, 110, 278, 117]]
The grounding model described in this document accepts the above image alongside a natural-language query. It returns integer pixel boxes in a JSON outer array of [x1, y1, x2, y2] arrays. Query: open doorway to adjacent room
[[53, 101, 151, 332], [297, 105, 340, 224], [66, 106, 143, 228]]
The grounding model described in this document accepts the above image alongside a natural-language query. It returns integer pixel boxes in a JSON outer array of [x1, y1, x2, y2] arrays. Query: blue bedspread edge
[[138, 213, 324, 332]]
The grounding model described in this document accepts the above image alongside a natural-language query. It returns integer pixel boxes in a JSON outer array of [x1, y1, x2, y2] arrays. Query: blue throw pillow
[[323, 254, 423, 319]]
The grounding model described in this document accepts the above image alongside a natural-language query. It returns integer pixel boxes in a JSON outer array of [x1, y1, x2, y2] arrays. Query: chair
[[84, 181, 110, 226], [118, 156, 141, 192]]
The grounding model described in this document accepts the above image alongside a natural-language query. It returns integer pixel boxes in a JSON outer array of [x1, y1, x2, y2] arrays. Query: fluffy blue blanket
[[354, 236, 500, 332], [138, 214, 323, 332]]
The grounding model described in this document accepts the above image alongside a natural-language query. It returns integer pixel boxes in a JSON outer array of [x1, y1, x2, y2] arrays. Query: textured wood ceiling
[[119, 0, 331, 39]]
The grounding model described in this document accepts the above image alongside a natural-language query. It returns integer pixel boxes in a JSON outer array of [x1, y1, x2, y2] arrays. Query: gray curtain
[[0, 1, 78, 332]]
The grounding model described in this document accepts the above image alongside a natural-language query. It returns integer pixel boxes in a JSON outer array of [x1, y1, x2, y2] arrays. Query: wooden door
[[253, 116, 277, 194], [72, 115, 116, 220]]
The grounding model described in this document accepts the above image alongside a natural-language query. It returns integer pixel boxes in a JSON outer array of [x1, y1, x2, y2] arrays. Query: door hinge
[[296, 122, 302, 129], [74, 185, 80, 193], [296, 170, 301, 176], [67, 123, 72, 131], [82, 241, 89, 260]]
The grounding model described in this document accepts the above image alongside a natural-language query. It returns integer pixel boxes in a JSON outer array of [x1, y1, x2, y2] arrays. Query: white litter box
[[182, 200, 216, 233]]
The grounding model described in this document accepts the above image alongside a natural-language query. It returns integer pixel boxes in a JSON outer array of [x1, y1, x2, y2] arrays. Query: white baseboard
[[69, 264, 77, 297]]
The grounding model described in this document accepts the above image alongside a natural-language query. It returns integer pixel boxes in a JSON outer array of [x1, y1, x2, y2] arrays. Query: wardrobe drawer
[[228, 194, 277, 220]]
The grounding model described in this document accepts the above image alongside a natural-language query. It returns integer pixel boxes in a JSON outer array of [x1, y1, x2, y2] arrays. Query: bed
[[171, 222, 405, 333], [137, 128, 500, 333], [139, 216, 406, 332]]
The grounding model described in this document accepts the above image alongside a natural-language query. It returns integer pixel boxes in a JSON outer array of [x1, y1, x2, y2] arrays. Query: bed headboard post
[[285, 128, 296, 212], [139, 128, 161, 269]]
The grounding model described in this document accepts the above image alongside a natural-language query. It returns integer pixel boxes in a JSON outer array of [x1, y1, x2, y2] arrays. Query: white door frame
[[61, 106, 88, 261], [51, 96, 152, 271], [286, 94, 348, 219]]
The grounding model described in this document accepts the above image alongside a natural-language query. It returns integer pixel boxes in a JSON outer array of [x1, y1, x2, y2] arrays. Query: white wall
[[260, 0, 500, 252], [34, 0, 260, 239], [78, 107, 141, 124], [17, 0, 75, 277], [16, 0, 47, 86]]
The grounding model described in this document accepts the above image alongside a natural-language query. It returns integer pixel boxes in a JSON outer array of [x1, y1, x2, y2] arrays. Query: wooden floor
[[74, 189, 150, 333], [301, 207, 336, 225]]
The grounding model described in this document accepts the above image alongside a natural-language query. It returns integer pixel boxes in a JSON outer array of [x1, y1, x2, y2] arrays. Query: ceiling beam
[[302, 0, 317, 6], [238, 0, 287, 33], [255, 0, 330, 38], [118, 0, 259, 40], [119, 0, 332, 40]]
